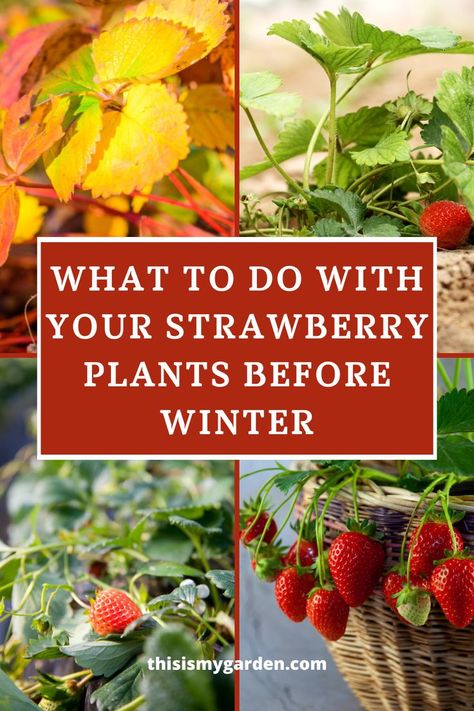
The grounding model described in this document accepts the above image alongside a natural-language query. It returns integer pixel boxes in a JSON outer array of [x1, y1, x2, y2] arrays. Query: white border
[[37, 237, 437, 460]]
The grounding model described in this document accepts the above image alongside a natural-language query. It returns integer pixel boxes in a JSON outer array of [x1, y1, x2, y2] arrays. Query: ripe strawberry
[[431, 556, 474, 628], [241, 512, 277, 545], [382, 572, 430, 621], [284, 540, 318, 567], [419, 200, 472, 249], [274, 567, 314, 622], [306, 588, 349, 641], [89, 588, 142, 636], [408, 521, 464, 577], [328, 529, 385, 607]]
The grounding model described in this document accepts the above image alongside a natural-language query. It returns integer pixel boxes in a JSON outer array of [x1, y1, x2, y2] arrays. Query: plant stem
[[116, 696, 145, 711], [303, 110, 328, 191], [441, 476, 458, 552], [367, 205, 412, 222], [464, 358, 474, 390], [453, 359, 462, 389], [438, 359, 454, 391], [243, 107, 305, 195], [325, 73, 338, 185]]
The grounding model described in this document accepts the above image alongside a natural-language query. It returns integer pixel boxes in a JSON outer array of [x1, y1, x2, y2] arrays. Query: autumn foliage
[[0, 0, 235, 266]]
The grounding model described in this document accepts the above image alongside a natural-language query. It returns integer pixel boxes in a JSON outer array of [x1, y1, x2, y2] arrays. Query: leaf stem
[[116, 696, 145, 711], [243, 107, 305, 195], [325, 73, 338, 185], [437, 359, 454, 391]]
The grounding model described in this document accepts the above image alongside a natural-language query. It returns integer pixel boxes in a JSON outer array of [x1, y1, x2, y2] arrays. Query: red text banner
[[38, 238, 436, 459]]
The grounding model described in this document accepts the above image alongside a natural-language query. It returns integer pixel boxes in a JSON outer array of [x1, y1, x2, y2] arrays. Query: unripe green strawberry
[[396, 587, 431, 626], [382, 571, 430, 623], [274, 568, 314, 622], [419, 200, 472, 249], [39, 700, 60, 711], [306, 587, 349, 641], [251, 543, 284, 582], [89, 588, 142, 636]]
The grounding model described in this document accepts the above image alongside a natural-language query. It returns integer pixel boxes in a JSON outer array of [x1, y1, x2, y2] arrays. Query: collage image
[[1, 0, 474, 710]]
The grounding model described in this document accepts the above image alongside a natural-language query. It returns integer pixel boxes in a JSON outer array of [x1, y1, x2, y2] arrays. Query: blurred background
[[241, 0, 474, 186], [239, 357, 468, 711]]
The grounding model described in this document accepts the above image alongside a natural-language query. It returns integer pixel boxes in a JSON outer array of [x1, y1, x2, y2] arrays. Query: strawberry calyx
[[433, 548, 474, 567], [250, 541, 286, 582], [346, 517, 383, 541]]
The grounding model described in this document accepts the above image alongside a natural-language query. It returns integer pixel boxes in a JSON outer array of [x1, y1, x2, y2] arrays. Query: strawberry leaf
[[0, 184, 20, 267], [436, 70, 474, 150], [337, 106, 395, 148], [60, 638, 144, 677], [91, 660, 143, 711], [140, 626, 217, 711], [437, 389, 474, 434], [240, 72, 301, 118], [206, 569, 234, 598], [415, 435, 474, 476], [441, 125, 474, 217], [351, 130, 411, 167], [309, 187, 365, 233], [0, 669, 38, 710]]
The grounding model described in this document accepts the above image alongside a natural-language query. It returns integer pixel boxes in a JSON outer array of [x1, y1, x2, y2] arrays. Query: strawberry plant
[[0, 412, 234, 710], [240, 7, 474, 240], [0, 0, 235, 353], [241, 358, 474, 638]]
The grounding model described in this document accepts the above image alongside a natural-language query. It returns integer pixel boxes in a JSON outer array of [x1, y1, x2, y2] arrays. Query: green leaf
[[362, 215, 402, 236], [144, 527, 194, 564], [422, 99, 468, 150], [137, 562, 204, 578], [407, 27, 459, 50], [309, 187, 365, 232], [61, 638, 143, 678], [337, 106, 395, 147], [436, 70, 474, 150], [312, 218, 346, 236], [140, 626, 216, 711], [441, 125, 474, 217], [205, 570, 234, 598], [37, 45, 97, 102], [313, 460, 359, 472], [437, 389, 474, 434], [0, 669, 38, 709], [240, 71, 300, 118], [241, 119, 320, 180], [168, 515, 221, 537], [27, 638, 65, 660], [91, 660, 143, 711], [274, 470, 313, 494], [351, 130, 411, 167], [415, 436, 474, 476], [268, 20, 372, 73]]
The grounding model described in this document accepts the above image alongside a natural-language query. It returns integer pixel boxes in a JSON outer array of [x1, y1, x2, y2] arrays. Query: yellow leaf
[[83, 83, 189, 198], [84, 196, 129, 236], [92, 18, 190, 83], [132, 183, 152, 213], [126, 0, 229, 70], [14, 188, 46, 243], [182, 83, 234, 150], [44, 96, 103, 202], [0, 184, 20, 266]]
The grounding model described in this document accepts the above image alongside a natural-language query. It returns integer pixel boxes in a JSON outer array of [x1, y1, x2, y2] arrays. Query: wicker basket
[[298, 472, 474, 711]]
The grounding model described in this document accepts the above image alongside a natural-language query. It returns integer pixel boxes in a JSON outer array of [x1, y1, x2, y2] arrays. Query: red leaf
[[0, 21, 91, 109], [0, 184, 20, 266]]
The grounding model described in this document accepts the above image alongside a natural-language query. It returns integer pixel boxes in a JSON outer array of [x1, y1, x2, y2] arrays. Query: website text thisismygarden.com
[[146, 656, 327, 674]]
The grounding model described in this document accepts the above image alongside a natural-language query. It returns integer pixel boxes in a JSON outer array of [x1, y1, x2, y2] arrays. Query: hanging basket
[[297, 470, 474, 711]]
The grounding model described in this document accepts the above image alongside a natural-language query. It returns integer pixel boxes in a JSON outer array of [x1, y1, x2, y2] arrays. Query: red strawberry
[[382, 572, 431, 624], [274, 568, 314, 622], [241, 512, 277, 545], [328, 530, 385, 607], [431, 557, 474, 628], [285, 540, 318, 567], [89, 588, 142, 636], [306, 588, 349, 641], [408, 522, 464, 577], [419, 200, 472, 249]]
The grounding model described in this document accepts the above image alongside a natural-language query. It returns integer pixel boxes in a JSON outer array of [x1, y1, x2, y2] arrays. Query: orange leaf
[[0, 184, 20, 266], [2, 94, 67, 176]]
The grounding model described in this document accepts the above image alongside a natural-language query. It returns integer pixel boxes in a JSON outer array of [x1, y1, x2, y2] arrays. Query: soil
[[438, 247, 474, 352]]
